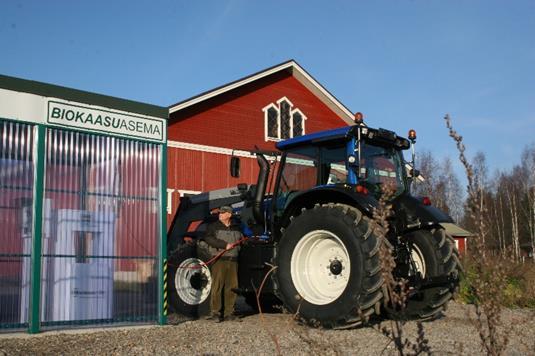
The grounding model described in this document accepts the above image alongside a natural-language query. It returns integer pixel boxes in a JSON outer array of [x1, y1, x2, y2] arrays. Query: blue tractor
[[167, 117, 461, 328]]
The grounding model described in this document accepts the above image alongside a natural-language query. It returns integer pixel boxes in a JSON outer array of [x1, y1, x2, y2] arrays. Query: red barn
[[166, 60, 354, 228]]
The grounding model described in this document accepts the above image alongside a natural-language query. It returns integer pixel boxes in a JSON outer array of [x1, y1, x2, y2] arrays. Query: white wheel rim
[[291, 230, 351, 305], [174, 258, 212, 305], [411, 245, 426, 277]]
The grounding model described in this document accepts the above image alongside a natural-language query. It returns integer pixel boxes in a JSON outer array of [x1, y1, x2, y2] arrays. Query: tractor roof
[[276, 125, 411, 151], [276, 126, 352, 151]]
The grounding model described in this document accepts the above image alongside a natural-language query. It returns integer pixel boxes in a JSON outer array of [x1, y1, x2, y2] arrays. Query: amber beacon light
[[408, 129, 417, 141], [354, 112, 364, 125]]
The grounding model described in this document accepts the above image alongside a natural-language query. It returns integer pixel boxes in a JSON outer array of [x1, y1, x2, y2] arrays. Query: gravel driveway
[[1, 301, 534, 355]]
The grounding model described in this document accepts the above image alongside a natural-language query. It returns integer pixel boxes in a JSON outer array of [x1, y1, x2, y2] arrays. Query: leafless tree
[[411, 150, 463, 223], [488, 173, 508, 256], [439, 157, 464, 223], [519, 144, 535, 262], [507, 171, 522, 260], [472, 152, 489, 253], [411, 150, 439, 198]]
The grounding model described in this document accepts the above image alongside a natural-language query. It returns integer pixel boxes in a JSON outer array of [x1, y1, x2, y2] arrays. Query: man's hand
[[225, 243, 233, 250], [183, 237, 194, 245]]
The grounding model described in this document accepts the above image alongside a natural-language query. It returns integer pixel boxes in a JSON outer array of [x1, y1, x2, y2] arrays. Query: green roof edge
[[0, 74, 168, 119]]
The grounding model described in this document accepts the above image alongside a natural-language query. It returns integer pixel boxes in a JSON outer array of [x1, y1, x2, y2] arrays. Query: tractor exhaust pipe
[[253, 154, 269, 226]]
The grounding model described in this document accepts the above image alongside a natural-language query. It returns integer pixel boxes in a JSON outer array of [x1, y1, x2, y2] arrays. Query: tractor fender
[[279, 186, 378, 230], [393, 194, 454, 227]]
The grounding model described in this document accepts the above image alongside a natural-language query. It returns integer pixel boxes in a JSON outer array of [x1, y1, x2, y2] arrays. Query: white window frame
[[262, 103, 280, 142], [263, 97, 307, 142], [290, 108, 307, 138]]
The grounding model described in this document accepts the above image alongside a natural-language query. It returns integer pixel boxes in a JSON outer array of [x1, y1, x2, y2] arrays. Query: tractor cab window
[[278, 143, 348, 192], [357, 143, 406, 197], [280, 148, 317, 193], [319, 144, 347, 185], [275, 147, 317, 215], [275, 144, 348, 215]]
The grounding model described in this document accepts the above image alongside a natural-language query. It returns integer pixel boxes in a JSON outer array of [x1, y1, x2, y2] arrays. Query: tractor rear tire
[[168, 244, 212, 318], [274, 203, 383, 328], [395, 228, 460, 320]]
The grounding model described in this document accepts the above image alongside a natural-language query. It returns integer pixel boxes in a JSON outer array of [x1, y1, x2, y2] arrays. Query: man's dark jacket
[[203, 220, 242, 260]]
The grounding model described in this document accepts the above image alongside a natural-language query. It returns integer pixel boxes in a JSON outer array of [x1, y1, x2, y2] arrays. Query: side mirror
[[230, 156, 240, 178]]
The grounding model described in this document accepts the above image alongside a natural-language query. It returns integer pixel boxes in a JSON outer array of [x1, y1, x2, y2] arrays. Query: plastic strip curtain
[[0, 120, 34, 328], [41, 128, 161, 326]]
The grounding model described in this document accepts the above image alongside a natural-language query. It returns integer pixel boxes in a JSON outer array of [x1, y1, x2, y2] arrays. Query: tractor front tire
[[396, 228, 460, 320], [275, 203, 383, 328], [168, 244, 212, 318]]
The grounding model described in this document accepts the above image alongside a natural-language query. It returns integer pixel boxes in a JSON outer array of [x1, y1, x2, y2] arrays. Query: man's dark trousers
[[210, 259, 238, 317]]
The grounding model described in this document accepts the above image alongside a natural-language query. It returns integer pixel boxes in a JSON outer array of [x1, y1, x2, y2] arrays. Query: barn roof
[[168, 60, 354, 125]]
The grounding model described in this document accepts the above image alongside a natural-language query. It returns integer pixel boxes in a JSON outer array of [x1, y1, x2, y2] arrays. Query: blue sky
[[1, 0, 534, 178]]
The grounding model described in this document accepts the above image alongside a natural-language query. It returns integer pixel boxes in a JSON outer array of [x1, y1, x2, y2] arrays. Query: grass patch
[[457, 257, 535, 309]]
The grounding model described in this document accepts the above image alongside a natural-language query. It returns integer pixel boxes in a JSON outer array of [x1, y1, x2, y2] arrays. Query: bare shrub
[[371, 184, 431, 355], [445, 114, 511, 355]]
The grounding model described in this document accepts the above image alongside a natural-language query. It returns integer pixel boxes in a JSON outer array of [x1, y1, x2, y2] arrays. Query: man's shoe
[[203, 313, 219, 321], [223, 314, 240, 322]]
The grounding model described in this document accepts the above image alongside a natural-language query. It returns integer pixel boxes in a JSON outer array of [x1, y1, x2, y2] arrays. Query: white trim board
[[0, 88, 46, 125], [168, 140, 258, 158], [167, 140, 280, 164]]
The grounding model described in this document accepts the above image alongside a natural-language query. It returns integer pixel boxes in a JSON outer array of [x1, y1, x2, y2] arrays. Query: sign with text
[[47, 100, 165, 142]]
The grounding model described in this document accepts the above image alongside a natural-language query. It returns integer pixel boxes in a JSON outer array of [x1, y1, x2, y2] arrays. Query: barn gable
[[168, 60, 353, 151]]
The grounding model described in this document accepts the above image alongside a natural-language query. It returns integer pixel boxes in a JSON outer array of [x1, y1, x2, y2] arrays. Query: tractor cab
[[275, 124, 411, 198], [272, 120, 414, 234]]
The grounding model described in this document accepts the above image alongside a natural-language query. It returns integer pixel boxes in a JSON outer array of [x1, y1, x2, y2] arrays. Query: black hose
[[253, 154, 269, 225]]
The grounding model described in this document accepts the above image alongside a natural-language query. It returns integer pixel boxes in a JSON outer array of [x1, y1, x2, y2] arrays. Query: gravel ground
[[1, 301, 534, 355]]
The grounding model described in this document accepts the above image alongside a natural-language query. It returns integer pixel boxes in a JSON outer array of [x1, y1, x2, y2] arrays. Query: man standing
[[203, 206, 243, 321]]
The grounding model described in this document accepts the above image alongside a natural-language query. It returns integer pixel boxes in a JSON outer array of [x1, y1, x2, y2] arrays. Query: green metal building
[[0, 75, 168, 333]]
